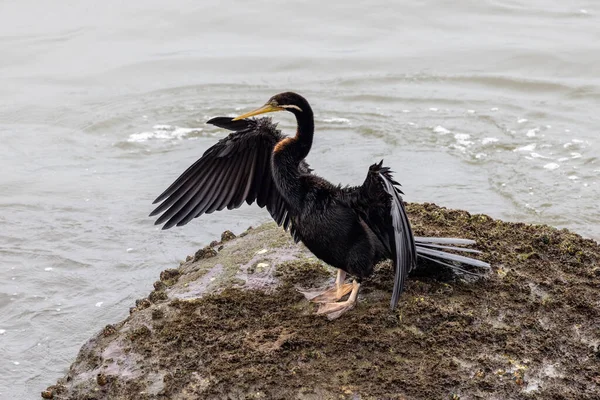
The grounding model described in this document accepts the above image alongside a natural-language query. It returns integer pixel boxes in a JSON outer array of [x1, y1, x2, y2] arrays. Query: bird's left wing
[[340, 162, 417, 309], [342, 161, 489, 309], [150, 117, 293, 230]]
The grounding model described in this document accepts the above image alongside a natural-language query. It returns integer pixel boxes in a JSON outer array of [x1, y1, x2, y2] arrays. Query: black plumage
[[151, 92, 489, 317]]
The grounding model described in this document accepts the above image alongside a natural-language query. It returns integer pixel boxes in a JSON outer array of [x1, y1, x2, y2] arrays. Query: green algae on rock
[[44, 204, 600, 400]]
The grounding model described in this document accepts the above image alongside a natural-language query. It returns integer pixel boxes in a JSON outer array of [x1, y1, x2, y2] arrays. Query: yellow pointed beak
[[232, 103, 284, 121]]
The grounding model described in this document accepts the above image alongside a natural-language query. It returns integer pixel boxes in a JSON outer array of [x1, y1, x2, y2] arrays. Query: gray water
[[1, 1, 599, 397]]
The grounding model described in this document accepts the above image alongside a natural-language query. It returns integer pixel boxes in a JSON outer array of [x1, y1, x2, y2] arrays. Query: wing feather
[[177, 149, 251, 226], [152, 161, 219, 225], [341, 162, 416, 310], [344, 161, 489, 309], [150, 117, 308, 232]]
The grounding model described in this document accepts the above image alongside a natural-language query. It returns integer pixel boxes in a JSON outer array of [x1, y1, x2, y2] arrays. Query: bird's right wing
[[150, 117, 295, 230]]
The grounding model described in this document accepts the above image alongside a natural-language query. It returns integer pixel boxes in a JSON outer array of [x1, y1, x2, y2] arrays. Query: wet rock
[[148, 290, 167, 303], [193, 246, 217, 261], [128, 325, 151, 342], [102, 325, 116, 337], [96, 373, 108, 386], [134, 298, 151, 310], [44, 204, 600, 400], [151, 308, 164, 320], [220, 230, 236, 242], [159, 268, 180, 282]]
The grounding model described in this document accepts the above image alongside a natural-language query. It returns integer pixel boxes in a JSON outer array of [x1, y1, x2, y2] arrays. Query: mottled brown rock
[[220, 230, 236, 242], [45, 204, 600, 400], [193, 246, 217, 261]]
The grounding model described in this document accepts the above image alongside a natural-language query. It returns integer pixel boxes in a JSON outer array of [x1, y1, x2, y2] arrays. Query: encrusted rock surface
[[44, 203, 600, 400]]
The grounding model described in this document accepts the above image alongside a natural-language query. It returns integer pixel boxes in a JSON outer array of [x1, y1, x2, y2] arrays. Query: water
[[1, 1, 599, 397]]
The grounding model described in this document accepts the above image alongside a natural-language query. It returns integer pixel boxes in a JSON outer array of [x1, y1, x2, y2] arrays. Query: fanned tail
[[415, 237, 491, 275]]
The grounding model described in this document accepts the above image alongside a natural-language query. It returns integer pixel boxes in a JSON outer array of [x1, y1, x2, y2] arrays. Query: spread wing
[[150, 117, 301, 230], [340, 161, 417, 309], [344, 161, 489, 309]]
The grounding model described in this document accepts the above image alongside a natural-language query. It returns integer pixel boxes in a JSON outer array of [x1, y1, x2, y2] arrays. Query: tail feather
[[372, 162, 490, 310], [414, 237, 476, 245], [415, 236, 490, 270], [417, 254, 487, 277], [415, 242, 482, 254]]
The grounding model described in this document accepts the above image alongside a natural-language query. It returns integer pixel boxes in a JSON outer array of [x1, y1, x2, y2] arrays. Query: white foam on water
[[467, 109, 475, 114], [401, 109, 411, 113], [433, 126, 451, 135], [450, 144, 467, 153], [126, 248, 134, 253], [429, 107, 438, 111], [0, 329, 6, 335], [514, 144, 536, 152], [568, 175, 579, 180], [481, 137, 499, 145], [530, 153, 549, 159], [518, 118, 528, 124], [558, 157, 569, 162], [127, 125, 203, 143], [13, 361, 19, 365], [44, 267, 53, 271], [571, 152, 582, 159], [571, 139, 584, 143], [323, 117, 350, 124], [95, 302, 103, 307], [490, 107, 499, 111], [526, 128, 539, 137], [544, 163, 560, 170], [454, 133, 472, 147], [475, 153, 487, 159]]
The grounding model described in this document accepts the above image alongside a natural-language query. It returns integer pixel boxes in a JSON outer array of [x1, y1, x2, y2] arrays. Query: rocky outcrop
[[43, 203, 600, 399]]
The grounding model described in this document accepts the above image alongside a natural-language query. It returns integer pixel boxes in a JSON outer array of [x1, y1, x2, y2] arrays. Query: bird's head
[[232, 92, 310, 121]]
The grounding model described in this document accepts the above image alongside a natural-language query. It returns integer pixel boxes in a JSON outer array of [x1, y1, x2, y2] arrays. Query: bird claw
[[316, 300, 356, 320], [309, 283, 353, 303]]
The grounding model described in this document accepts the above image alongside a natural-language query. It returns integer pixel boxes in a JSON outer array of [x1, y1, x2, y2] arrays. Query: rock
[[44, 204, 600, 400], [220, 230, 236, 242], [193, 246, 217, 261]]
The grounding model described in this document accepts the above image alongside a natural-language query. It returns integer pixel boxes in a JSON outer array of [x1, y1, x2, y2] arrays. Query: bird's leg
[[316, 280, 361, 320], [310, 269, 353, 303]]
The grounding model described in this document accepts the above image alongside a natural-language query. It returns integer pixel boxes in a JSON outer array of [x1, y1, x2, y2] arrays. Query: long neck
[[289, 107, 314, 162], [271, 107, 314, 210]]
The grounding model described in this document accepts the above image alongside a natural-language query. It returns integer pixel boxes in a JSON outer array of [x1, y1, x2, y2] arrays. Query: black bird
[[150, 92, 489, 318]]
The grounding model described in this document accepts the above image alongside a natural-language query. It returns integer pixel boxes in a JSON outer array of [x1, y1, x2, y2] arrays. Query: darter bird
[[150, 92, 490, 319]]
